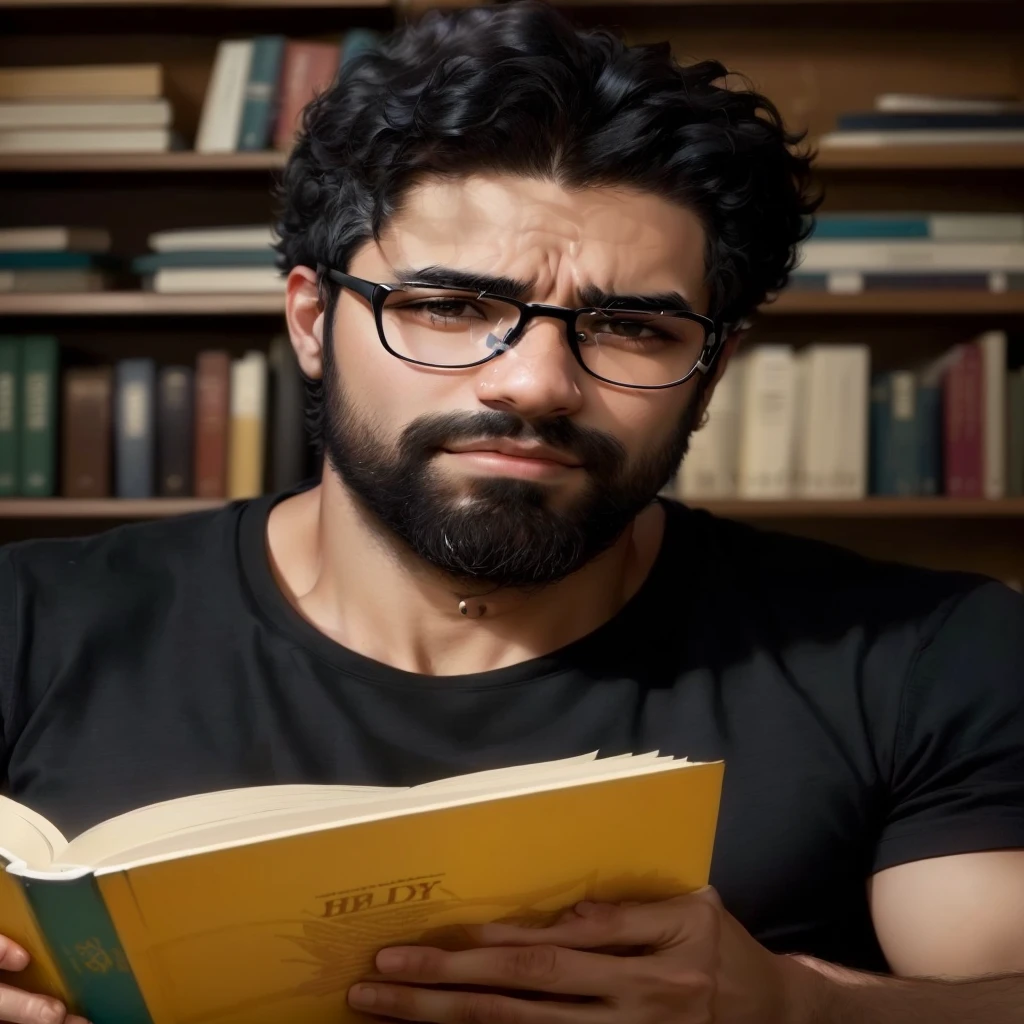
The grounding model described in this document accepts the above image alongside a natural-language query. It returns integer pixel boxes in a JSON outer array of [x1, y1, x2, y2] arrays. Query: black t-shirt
[[3, 493, 1024, 973]]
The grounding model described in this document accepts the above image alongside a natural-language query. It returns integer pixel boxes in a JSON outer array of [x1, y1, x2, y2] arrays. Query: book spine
[[16, 872, 153, 1022], [195, 41, 253, 154], [62, 367, 112, 498], [868, 376, 890, 495], [798, 241, 1024, 273], [944, 346, 984, 497], [227, 351, 268, 499], [18, 336, 58, 497], [838, 112, 1024, 131], [887, 372, 920, 496], [115, 359, 156, 499], [268, 335, 308, 492], [737, 347, 796, 499], [812, 214, 1024, 242], [915, 381, 943, 497], [157, 366, 194, 497], [238, 36, 285, 151], [1008, 368, 1024, 498], [273, 42, 341, 151], [980, 331, 1007, 499], [0, 338, 19, 496], [194, 351, 230, 498], [812, 217, 929, 240]]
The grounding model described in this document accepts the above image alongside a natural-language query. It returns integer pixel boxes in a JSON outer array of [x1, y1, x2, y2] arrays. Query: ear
[[694, 327, 745, 424], [285, 265, 325, 380]]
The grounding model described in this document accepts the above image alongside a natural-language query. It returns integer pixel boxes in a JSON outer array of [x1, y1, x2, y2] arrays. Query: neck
[[265, 472, 666, 676]]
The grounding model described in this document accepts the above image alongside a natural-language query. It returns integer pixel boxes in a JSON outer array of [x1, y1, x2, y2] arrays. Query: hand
[[0, 935, 88, 1024], [348, 888, 813, 1023]]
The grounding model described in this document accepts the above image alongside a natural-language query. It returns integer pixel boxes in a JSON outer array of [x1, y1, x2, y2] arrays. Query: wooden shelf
[[1, 0, 387, 6], [3, 498, 1024, 521], [0, 499, 224, 518], [0, 292, 285, 316], [0, 152, 287, 173], [813, 143, 1024, 171], [689, 499, 1024, 519], [766, 291, 1024, 315]]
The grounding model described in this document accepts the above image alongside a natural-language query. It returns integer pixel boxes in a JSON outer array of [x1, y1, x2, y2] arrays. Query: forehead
[[374, 174, 709, 307]]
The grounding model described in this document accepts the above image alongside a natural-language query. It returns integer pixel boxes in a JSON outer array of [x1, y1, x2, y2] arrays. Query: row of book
[[197, 32, 378, 153], [0, 225, 280, 295], [0, 30, 379, 156], [794, 213, 1024, 295], [0, 336, 310, 500], [820, 92, 1024, 150], [676, 331, 1024, 502]]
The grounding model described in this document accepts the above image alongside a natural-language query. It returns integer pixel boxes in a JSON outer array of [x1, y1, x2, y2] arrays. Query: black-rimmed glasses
[[318, 266, 724, 390]]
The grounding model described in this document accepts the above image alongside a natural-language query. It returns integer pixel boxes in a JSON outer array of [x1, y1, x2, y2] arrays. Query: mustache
[[399, 411, 627, 477]]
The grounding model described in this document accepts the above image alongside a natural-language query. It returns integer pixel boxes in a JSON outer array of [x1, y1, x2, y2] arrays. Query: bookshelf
[[1, 0, 1023, 583]]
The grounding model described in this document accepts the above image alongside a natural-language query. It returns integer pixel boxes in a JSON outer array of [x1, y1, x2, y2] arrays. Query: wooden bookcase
[[1, 0, 1023, 582]]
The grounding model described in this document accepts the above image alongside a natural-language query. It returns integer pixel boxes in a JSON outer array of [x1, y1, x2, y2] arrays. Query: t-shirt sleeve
[[873, 579, 1024, 874]]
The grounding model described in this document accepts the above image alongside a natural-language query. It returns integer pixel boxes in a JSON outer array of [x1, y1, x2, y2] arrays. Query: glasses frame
[[318, 265, 725, 391]]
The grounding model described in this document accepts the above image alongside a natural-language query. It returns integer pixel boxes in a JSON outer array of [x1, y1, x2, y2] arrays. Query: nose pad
[[485, 332, 511, 354]]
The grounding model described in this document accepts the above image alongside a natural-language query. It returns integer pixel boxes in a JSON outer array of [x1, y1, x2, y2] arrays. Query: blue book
[[869, 376, 891, 495], [115, 359, 156, 499], [871, 372, 920, 496], [812, 217, 930, 240], [0, 252, 114, 270], [838, 112, 1024, 131], [131, 250, 277, 274], [238, 35, 286, 152], [915, 381, 943, 496]]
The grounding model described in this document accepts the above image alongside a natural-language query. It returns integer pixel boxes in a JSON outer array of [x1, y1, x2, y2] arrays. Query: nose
[[475, 317, 584, 420]]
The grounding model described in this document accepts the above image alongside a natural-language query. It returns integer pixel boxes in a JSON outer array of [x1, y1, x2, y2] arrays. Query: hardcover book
[[0, 753, 723, 1024]]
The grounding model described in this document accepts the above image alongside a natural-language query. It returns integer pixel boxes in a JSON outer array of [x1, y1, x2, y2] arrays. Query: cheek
[[585, 381, 697, 456]]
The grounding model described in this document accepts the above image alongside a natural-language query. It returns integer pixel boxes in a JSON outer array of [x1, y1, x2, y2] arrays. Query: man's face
[[322, 175, 712, 588]]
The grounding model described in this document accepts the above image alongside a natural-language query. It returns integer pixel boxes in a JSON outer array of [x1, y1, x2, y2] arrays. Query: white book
[[798, 241, 1024, 273], [228, 351, 268, 500], [795, 346, 870, 499], [874, 94, 1024, 114], [790, 270, 1014, 294], [152, 267, 284, 294], [737, 346, 797, 499], [147, 225, 276, 252], [0, 128, 171, 153], [0, 226, 110, 252], [0, 99, 171, 130], [929, 215, 1024, 242], [0, 269, 109, 292], [979, 330, 1007, 500], [676, 356, 743, 500], [195, 40, 254, 153], [819, 129, 1024, 148]]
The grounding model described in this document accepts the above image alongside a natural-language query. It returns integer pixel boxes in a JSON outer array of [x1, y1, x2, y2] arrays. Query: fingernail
[[375, 949, 406, 972], [40, 1002, 65, 1024], [349, 984, 377, 1008]]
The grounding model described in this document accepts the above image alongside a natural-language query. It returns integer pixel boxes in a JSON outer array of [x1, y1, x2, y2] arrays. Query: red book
[[272, 41, 340, 151], [194, 351, 230, 499], [943, 343, 983, 497]]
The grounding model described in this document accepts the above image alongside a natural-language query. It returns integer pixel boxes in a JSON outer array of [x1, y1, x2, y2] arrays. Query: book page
[[86, 755, 702, 872], [0, 796, 67, 870]]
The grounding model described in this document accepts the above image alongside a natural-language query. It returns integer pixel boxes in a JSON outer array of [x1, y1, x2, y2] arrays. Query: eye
[[414, 299, 485, 320]]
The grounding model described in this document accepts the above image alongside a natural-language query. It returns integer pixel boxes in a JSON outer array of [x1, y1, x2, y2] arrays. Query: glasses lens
[[380, 288, 522, 367], [575, 310, 707, 387]]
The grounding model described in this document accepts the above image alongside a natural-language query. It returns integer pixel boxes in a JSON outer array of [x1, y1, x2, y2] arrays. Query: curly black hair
[[275, 0, 818, 439]]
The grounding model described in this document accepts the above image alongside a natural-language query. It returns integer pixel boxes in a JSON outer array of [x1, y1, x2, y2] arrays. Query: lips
[[443, 439, 582, 468]]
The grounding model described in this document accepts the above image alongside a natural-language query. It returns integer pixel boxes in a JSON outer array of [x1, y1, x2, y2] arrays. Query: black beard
[[322, 374, 700, 590]]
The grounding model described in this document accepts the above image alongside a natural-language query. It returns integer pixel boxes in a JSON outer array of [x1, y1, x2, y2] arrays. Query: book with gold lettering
[[0, 752, 723, 1024]]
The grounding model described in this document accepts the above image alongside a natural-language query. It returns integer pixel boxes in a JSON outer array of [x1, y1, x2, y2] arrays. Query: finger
[[0, 983, 71, 1024], [474, 891, 721, 950], [348, 982, 602, 1023], [0, 938, 29, 973], [369, 943, 647, 996]]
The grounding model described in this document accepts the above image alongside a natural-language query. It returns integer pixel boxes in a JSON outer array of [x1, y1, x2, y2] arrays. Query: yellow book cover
[[0, 753, 723, 1024], [227, 351, 266, 499]]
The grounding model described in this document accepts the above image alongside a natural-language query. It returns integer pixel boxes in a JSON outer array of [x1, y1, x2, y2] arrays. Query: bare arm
[[789, 850, 1024, 1023]]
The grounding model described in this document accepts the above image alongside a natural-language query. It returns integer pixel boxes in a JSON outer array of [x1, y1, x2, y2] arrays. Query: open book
[[0, 752, 723, 1024]]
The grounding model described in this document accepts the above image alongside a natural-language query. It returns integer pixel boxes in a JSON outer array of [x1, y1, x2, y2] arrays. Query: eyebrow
[[392, 266, 695, 313]]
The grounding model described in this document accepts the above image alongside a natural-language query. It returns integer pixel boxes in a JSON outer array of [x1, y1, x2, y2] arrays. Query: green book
[[19, 336, 59, 497], [0, 337, 20, 496]]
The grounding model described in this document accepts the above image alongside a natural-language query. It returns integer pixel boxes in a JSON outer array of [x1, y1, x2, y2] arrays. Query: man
[[2, 3, 1024, 1022]]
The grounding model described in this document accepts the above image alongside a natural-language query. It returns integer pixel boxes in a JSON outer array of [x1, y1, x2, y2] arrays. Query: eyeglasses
[[318, 266, 724, 390]]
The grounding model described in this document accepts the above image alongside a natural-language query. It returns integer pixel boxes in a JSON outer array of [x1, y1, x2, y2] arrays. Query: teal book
[[868, 375, 890, 495], [340, 28, 382, 65], [0, 337, 20, 496], [238, 35, 286, 151], [915, 381, 943, 496], [131, 249, 277, 274], [870, 372, 920, 496], [0, 252, 116, 270], [18, 336, 58, 497]]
